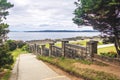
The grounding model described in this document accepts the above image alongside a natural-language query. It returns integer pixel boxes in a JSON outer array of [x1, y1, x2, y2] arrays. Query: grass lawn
[[45, 42, 62, 48], [45, 39, 103, 48], [70, 39, 103, 46], [98, 46, 117, 54], [69, 40, 89, 46], [55, 42, 62, 47], [37, 56, 119, 80]]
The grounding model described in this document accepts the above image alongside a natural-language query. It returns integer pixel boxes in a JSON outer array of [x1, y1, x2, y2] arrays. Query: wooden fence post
[[62, 40, 69, 57], [49, 42, 54, 56], [41, 45, 45, 56]]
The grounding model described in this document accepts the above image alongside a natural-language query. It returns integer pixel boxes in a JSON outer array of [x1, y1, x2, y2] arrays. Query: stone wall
[[27, 40, 120, 65], [28, 40, 98, 61], [65, 43, 86, 59]]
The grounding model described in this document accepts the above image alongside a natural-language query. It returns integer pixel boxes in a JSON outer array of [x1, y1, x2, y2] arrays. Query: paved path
[[10, 54, 70, 80], [97, 44, 114, 48]]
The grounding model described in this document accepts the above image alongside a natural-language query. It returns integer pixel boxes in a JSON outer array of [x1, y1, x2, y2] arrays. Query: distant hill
[[22, 30, 98, 32]]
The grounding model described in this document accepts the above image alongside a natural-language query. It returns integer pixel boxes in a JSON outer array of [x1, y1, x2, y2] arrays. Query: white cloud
[[6, 0, 93, 31], [9, 0, 31, 6]]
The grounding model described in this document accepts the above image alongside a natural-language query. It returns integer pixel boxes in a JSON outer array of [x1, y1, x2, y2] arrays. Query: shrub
[[100, 51, 117, 58], [0, 44, 14, 69], [6, 40, 17, 51], [16, 41, 26, 48], [6, 40, 26, 51], [102, 36, 114, 44], [22, 44, 29, 52]]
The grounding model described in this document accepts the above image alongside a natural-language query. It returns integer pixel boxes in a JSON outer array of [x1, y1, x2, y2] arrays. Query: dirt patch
[[45, 62, 84, 80], [0, 71, 6, 79], [73, 62, 120, 78]]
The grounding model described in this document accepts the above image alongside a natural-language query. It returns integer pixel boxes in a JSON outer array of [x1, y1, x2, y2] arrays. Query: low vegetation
[[55, 42, 62, 47], [98, 46, 117, 58], [100, 51, 117, 58], [98, 46, 116, 53], [0, 70, 11, 80], [70, 40, 89, 46], [37, 56, 119, 80], [70, 39, 103, 46], [0, 40, 27, 80], [45, 39, 103, 48], [11, 48, 27, 61], [0, 44, 14, 70]]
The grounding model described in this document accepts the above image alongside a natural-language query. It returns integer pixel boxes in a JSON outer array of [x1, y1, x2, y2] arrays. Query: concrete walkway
[[10, 54, 70, 80], [97, 44, 114, 48]]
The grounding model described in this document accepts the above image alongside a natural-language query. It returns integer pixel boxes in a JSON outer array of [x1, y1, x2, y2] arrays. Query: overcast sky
[[6, 0, 93, 31]]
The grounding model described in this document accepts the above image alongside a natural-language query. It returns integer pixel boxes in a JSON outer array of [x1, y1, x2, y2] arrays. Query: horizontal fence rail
[[52, 45, 62, 57]]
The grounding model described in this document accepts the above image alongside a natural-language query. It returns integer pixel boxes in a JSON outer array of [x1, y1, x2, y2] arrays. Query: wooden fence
[[27, 40, 120, 65]]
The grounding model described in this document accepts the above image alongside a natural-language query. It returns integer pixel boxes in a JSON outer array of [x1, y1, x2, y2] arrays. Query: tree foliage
[[6, 40, 26, 51], [16, 40, 26, 48], [0, 0, 13, 43], [0, 0, 14, 21], [6, 40, 17, 51], [73, 0, 120, 57], [0, 0, 13, 69]]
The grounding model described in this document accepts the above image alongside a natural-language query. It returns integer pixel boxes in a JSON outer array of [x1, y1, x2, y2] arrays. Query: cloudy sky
[[6, 0, 93, 31]]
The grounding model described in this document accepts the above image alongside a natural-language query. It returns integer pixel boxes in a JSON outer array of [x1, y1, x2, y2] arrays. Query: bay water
[[8, 32, 101, 41]]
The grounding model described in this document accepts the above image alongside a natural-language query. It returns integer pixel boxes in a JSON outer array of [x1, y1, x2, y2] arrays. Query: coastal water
[[8, 32, 101, 41]]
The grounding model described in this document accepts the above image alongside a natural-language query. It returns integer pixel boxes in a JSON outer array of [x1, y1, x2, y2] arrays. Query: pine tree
[[73, 0, 120, 57]]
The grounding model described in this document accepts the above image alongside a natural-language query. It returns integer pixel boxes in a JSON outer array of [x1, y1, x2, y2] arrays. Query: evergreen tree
[[0, 0, 13, 44], [0, 0, 14, 68], [73, 0, 120, 57]]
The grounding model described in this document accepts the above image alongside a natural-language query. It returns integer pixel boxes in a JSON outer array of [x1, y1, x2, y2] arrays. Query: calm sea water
[[8, 32, 101, 41]]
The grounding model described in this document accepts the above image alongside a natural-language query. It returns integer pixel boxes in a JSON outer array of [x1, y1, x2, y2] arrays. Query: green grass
[[98, 46, 117, 54], [45, 43, 49, 48], [70, 40, 103, 46], [45, 39, 103, 48], [70, 40, 89, 46], [55, 42, 62, 47], [98, 41, 104, 45], [11, 48, 27, 61], [45, 42, 62, 48], [37, 56, 119, 80]]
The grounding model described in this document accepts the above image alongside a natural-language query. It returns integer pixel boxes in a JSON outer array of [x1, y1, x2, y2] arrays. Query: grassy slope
[[11, 48, 27, 61], [98, 46, 116, 54], [37, 56, 119, 80]]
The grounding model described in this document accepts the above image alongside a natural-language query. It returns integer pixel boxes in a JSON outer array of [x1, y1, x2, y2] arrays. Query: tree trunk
[[114, 33, 120, 58], [112, 17, 120, 58]]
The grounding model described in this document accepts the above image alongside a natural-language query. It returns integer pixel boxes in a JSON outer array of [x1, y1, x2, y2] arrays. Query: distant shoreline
[[8, 31, 100, 41], [10, 30, 98, 32]]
